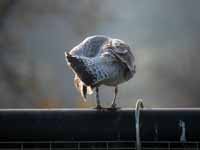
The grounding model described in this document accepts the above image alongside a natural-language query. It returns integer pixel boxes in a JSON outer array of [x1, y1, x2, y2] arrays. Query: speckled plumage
[[65, 35, 136, 108]]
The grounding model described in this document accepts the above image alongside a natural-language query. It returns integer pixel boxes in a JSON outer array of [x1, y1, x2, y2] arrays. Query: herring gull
[[65, 35, 136, 109]]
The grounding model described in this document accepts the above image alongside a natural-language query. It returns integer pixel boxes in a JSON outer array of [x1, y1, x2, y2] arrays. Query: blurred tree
[[0, 0, 40, 108], [0, 0, 105, 108]]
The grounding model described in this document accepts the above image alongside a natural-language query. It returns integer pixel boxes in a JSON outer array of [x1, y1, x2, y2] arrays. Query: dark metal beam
[[0, 108, 199, 141]]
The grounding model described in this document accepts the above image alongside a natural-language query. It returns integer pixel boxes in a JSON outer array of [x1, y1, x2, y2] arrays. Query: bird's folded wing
[[66, 53, 112, 87]]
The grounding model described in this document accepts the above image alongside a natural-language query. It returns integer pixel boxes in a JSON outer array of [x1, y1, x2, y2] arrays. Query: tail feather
[[74, 74, 94, 102]]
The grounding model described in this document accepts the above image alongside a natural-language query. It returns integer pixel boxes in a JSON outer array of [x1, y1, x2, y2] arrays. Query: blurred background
[[0, 0, 200, 108]]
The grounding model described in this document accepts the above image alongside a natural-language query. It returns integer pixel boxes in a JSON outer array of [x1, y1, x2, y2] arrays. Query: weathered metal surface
[[0, 108, 199, 141]]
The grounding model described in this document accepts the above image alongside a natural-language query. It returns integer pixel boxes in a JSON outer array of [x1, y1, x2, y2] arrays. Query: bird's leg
[[111, 86, 118, 108], [95, 87, 102, 109]]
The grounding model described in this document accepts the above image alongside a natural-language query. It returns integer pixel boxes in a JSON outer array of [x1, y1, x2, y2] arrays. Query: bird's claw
[[95, 105, 103, 110], [109, 103, 119, 110]]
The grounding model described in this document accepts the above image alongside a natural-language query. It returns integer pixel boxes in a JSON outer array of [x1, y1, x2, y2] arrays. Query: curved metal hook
[[135, 99, 144, 150]]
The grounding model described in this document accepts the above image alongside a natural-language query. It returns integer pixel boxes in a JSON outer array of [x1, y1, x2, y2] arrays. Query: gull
[[65, 35, 136, 109]]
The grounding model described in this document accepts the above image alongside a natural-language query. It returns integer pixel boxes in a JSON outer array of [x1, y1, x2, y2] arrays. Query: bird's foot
[[95, 105, 103, 110], [108, 103, 119, 110], [111, 103, 117, 108]]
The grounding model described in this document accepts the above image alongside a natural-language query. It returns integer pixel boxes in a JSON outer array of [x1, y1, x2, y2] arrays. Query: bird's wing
[[66, 52, 114, 87], [69, 35, 109, 57]]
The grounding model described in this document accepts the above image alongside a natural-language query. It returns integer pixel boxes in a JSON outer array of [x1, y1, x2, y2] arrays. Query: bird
[[65, 35, 136, 109]]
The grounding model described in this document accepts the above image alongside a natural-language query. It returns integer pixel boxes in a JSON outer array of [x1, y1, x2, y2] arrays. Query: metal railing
[[0, 141, 199, 149], [0, 107, 200, 149]]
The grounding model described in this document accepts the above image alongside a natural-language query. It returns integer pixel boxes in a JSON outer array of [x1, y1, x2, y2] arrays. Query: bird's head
[[111, 39, 126, 47], [103, 38, 131, 55]]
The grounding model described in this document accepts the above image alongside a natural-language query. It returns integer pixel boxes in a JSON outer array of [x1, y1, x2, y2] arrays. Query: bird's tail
[[74, 75, 94, 102]]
